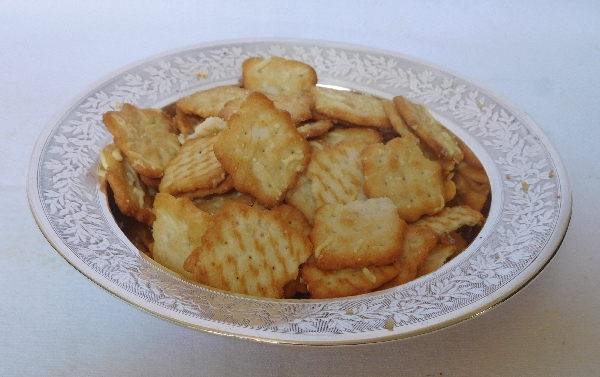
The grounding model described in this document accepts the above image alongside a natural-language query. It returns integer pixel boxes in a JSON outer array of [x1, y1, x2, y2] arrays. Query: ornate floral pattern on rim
[[29, 39, 570, 344]]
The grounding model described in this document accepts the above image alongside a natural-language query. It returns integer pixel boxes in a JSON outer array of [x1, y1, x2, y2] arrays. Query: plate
[[27, 39, 571, 345]]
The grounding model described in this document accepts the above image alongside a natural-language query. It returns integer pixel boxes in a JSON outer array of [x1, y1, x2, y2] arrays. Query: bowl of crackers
[[28, 39, 571, 345]]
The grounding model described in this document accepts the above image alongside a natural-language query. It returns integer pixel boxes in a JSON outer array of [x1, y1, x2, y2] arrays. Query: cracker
[[183, 202, 312, 298], [271, 204, 311, 237], [174, 109, 203, 136], [185, 117, 228, 140], [103, 103, 180, 178], [411, 205, 484, 236], [192, 191, 257, 216], [176, 175, 234, 200], [307, 140, 371, 208], [451, 162, 490, 212], [242, 56, 317, 97], [393, 95, 463, 163], [310, 86, 391, 129], [377, 226, 439, 289], [152, 193, 214, 280], [213, 92, 310, 207], [219, 91, 314, 125], [361, 134, 446, 222], [284, 173, 317, 225], [139, 174, 161, 188], [310, 198, 407, 270], [101, 144, 155, 225], [159, 134, 227, 195], [318, 127, 383, 146], [416, 244, 456, 277], [176, 85, 250, 119], [382, 99, 412, 137], [301, 261, 401, 299], [296, 119, 334, 139], [115, 211, 154, 256]]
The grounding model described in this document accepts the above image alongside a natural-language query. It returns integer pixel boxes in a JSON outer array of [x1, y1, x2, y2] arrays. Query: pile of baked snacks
[[100, 56, 490, 299]]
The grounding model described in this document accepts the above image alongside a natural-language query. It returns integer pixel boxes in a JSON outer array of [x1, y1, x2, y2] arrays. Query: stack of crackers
[[100, 56, 490, 299]]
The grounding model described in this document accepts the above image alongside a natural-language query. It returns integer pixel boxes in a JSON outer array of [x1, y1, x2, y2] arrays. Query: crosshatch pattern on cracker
[[101, 55, 490, 299]]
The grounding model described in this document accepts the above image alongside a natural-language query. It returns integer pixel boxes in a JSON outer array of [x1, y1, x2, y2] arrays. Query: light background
[[1, 1, 598, 376]]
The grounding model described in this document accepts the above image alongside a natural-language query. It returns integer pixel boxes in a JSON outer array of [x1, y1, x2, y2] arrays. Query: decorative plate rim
[[27, 38, 572, 345]]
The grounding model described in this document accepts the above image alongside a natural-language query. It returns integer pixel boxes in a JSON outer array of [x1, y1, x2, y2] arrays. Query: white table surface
[[2, 1, 598, 375]]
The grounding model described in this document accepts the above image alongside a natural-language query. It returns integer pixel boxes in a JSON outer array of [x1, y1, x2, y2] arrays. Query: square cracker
[[361, 134, 446, 222], [213, 92, 310, 208], [310, 197, 407, 270], [411, 205, 484, 236], [219, 91, 314, 125], [192, 191, 257, 216], [377, 226, 439, 290], [152, 193, 214, 280], [317, 127, 383, 146], [101, 143, 155, 225], [176, 86, 250, 119], [159, 134, 228, 196], [183, 202, 312, 298], [285, 173, 317, 225], [307, 140, 371, 208], [416, 244, 456, 277], [103, 103, 180, 179], [301, 261, 401, 299], [242, 56, 317, 97], [393, 95, 463, 164], [296, 120, 334, 139], [310, 86, 391, 129]]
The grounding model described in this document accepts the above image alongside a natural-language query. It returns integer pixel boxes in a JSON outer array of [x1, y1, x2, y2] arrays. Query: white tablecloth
[[2, 1, 598, 375]]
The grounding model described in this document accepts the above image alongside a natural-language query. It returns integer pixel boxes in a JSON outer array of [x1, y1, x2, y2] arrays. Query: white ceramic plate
[[27, 39, 571, 345]]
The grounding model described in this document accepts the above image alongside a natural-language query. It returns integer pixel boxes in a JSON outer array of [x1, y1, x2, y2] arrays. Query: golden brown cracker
[[307, 140, 371, 208], [361, 134, 446, 222], [176, 175, 234, 200], [301, 262, 401, 299], [176, 85, 250, 119], [284, 173, 317, 225], [174, 109, 203, 136], [213, 92, 310, 207], [103, 103, 180, 179], [152, 193, 214, 280], [451, 162, 491, 211], [412, 205, 484, 236], [183, 202, 312, 298], [101, 143, 155, 225], [393, 95, 463, 163], [192, 191, 257, 216], [416, 244, 456, 277], [310, 86, 391, 129], [382, 99, 412, 137], [185, 117, 228, 140], [318, 126, 383, 146], [296, 120, 334, 139], [116, 212, 154, 256], [310, 198, 407, 270], [139, 174, 161, 188], [242, 56, 317, 97], [219, 91, 314, 125], [271, 204, 312, 237], [159, 135, 227, 196], [377, 226, 439, 289]]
